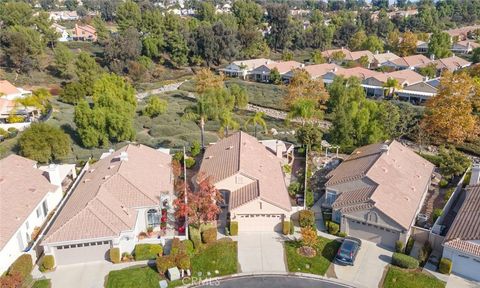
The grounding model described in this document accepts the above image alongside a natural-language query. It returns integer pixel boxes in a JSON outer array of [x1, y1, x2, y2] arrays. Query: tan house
[[323, 141, 434, 249], [283, 63, 340, 81], [198, 132, 292, 233], [72, 24, 97, 41], [41, 144, 177, 266], [250, 61, 303, 82], [382, 55, 432, 70], [219, 58, 276, 79]]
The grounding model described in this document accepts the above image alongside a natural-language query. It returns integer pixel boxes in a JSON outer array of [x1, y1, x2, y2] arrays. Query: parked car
[[335, 237, 362, 265]]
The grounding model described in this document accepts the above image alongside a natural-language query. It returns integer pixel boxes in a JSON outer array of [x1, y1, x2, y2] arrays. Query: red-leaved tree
[[174, 177, 223, 228]]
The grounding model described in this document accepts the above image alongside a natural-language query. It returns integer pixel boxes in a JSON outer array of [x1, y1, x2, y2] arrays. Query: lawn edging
[[185, 272, 356, 288]]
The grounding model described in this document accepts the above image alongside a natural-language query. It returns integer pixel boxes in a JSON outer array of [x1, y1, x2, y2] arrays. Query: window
[[42, 201, 48, 218], [36, 207, 41, 218], [57, 246, 63, 250], [103, 241, 109, 244], [147, 209, 160, 227], [325, 191, 337, 205], [97, 242, 102, 245], [25, 221, 29, 230]]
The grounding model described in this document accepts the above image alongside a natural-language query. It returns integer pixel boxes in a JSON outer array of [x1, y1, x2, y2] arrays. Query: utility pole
[[183, 146, 189, 240], [304, 146, 308, 210]]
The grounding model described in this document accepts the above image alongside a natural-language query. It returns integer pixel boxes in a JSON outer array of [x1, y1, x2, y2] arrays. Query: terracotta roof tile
[[229, 181, 260, 210], [0, 80, 21, 96]]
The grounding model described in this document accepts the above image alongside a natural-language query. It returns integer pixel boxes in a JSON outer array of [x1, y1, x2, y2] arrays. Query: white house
[[0, 80, 32, 101], [52, 23, 70, 42], [219, 58, 276, 79], [41, 144, 179, 266], [0, 155, 76, 274]]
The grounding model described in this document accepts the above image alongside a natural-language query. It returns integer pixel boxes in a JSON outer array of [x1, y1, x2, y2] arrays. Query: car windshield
[[339, 241, 356, 257]]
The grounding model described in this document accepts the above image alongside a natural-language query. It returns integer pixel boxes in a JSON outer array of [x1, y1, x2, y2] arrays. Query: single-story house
[[416, 41, 429, 54], [363, 69, 425, 98], [323, 140, 434, 249], [423, 55, 472, 73], [371, 51, 400, 68], [396, 79, 439, 104], [442, 181, 480, 281], [451, 40, 480, 54], [445, 25, 480, 41], [72, 24, 97, 42], [283, 63, 340, 81], [322, 67, 381, 84], [41, 144, 178, 266], [49, 11, 80, 21], [198, 131, 292, 233], [322, 48, 374, 66], [0, 155, 76, 273], [250, 61, 303, 82], [219, 58, 275, 79], [382, 55, 432, 70]]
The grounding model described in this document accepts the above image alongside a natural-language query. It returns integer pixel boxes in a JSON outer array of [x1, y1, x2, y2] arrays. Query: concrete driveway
[[45, 260, 148, 288], [447, 274, 480, 288], [334, 240, 393, 288], [237, 232, 287, 273]]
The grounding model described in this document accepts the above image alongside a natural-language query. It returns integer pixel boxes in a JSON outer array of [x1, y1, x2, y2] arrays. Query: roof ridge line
[[95, 192, 133, 229], [87, 205, 120, 235]]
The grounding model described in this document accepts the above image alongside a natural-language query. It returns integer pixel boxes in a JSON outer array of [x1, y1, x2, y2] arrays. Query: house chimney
[[119, 151, 128, 161], [430, 54, 435, 60], [276, 141, 284, 158], [46, 164, 62, 186], [470, 163, 480, 185], [375, 50, 379, 55], [380, 144, 390, 155], [424, 76, 429, 82]]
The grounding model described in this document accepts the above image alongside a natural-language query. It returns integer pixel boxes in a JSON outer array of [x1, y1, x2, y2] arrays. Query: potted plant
[[147, 226, 154, 236], [138, 232, 147, 240]]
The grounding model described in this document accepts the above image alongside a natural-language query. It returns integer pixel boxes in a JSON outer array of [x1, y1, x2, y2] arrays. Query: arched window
[[147, 209, 160, 227], [367, 211, 378, 223]]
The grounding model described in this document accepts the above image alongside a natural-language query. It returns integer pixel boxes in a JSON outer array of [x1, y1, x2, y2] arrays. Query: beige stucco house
[[323, 140, 435, 249], [198, 132, 292, 233]]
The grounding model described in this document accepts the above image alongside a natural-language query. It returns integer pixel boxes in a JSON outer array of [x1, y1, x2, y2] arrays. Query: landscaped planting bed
[[383, 266, 445, 288], [285, 237, 340, 275]]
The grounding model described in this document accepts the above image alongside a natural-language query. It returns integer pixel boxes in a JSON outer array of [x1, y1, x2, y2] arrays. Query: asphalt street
[[195, 275, 352, 288]]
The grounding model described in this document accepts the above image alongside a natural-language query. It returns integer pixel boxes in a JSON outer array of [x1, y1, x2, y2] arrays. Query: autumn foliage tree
[[301, 227, 318, 248], [174, 176, 223, 228], [421, 72, 480, 144]]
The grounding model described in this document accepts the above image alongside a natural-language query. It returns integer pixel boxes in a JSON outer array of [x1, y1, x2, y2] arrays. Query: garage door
[[347, 219, 399, 249], [54, 241, 111, 265], [451, 253, 480, 281], [237, 214, 283, 232]]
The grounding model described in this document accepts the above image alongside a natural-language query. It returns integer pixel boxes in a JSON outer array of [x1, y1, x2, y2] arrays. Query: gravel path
[[135, 81, 187, 100]]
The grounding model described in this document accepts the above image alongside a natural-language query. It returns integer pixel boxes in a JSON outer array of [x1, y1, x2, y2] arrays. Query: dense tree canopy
[[18, 123, 71, 163]]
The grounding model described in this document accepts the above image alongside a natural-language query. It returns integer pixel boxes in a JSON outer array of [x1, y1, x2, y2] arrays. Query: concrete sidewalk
[[237, 232, 287, 273]]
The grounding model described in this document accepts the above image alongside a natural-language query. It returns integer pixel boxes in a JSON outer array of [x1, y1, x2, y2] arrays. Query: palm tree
[[244, 111, 267, 138], [183, 95, 214, 149], [218, 110, 239, 137], [287, 98, 321, 126], [383, 78, 401, 99]]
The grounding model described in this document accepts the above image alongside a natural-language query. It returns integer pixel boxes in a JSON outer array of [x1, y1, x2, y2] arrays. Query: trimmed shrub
[[418, 242, 432, 266], [170, 238, 185, 256], [182, 240, 194, 256], [201, 228, 217, 244], [175, 253, 191, 270], [39, 255, 55, 272], [173, 151, 184, 162], [439, 179, 449, 188], [8, 254, 33, 279], [156, 255, 175, 275], [433, 208, 443, 223], [185, 157, 196, 169], [189, 226, 202, 248], [326, 221, 339, 235], [391, 252, 419, 269], [109, 248, 120, 264], [288, 182, 301, 197], [230, 221, 238, 236], [439, 258, 452, 274], [338, 232, 347, 237], [283, 221, 291, 235], [299, 210, 315, 228], [134, 244, 163, 261], [444, 188, 455, 201], [190, 141, 201, 157], [405, 237, 415, 255], [395, 241, 404, 253], [289, 221, 294, 235]]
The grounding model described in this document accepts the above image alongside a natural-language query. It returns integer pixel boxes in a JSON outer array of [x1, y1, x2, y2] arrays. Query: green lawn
[[105, 240, 238, 288], [285, 237, 340, 275], [32, 279, 52, 288], [383, 266, 446, 288], [105, 266, 161, 288]]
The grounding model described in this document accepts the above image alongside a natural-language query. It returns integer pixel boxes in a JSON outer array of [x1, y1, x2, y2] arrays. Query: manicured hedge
[[170, 238, 184, 256], [134, 244, 163, 261], [110, 248, 120, 264], [230, 221, 238, 236], [338, 232, 347, 237], [289, 221, 294, 235], [156, 255, 175, 274], [283, 221, 291, 235], [395, 241, 404, 253], [175, 253, 191, 270], [326, 221, 339, 235], [39, 255, 55, 272], [299, 210, 315, 228], [182, 240, 194, 256], [439, 258, 452, 274], [8, 254, 33, 279], [201, 228, 217, 244], [189, 226, 202, 248], [404, 237, 415, 255], [392, 252, 419, 269]]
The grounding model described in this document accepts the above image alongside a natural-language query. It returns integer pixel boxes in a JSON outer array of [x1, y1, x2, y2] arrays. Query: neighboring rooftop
[[199, 131, 291, 211], [264, 61, 304, 74], [0, 155, 57, 250], [0, 80, 22, 97], [431, 55, 472, 71], [231, 58, 276, 70], [390, 55, 432, 67], [42, 144, 173, 244], [444, 184, 480, 257], [326, 140, 435, 229]]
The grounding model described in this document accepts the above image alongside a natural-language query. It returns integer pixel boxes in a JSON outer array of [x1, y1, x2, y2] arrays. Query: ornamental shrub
[[170, 238, 185, 256], [175, 253, 191, 270], [283, 221, 291, 235], [338, 232, 347, 237], [230, 221, 238, 236], [439, 258, 452, 274], [156, 255, 175, 275], [201, 228, 217, 244], [39, 255, 55, 272], [418, 242, 432, 266], [182, 240, 194, 256], [404, 237, 415, 255], [395, 241, 404, 253], [299, 210, 315, 228], [110, 248, 120, 264], [190, 141, 201, 157], [8, 254, 33, 279], [439, 179, 449, 188], [289, 221, 294, 235], [185, 157, 196, 169], [189, 225, 202, 248], [326, 221, 339, 235], [134, 244, 163, 260], [392, 252, 419, 269]]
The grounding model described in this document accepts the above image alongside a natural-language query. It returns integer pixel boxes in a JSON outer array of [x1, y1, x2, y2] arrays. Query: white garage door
[[54, 241, 111, 265], [237, 214, 283, 232], [452, 253, 480, 281], [347, 219, 399, 249]]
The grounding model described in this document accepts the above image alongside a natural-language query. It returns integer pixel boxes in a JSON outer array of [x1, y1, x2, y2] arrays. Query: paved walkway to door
[[237, 232, 287, 273]]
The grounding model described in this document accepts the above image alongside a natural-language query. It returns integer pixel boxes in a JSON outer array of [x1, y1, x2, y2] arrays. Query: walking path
[[136, 81, 187, 99]]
